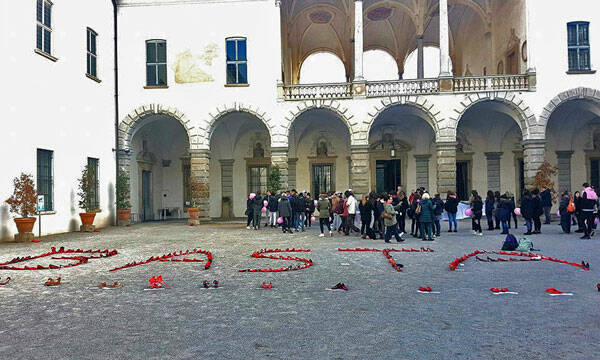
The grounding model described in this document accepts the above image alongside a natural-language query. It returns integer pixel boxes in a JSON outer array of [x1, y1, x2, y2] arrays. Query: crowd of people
[[244, 182, 600, 242]]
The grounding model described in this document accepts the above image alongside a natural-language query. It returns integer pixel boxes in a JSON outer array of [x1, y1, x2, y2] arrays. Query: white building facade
[[2, 0, 600, 239]]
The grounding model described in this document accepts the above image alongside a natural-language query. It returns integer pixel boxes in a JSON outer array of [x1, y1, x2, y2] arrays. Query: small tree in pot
[[188, 175, 204, 221], [77, 165, 100, 229], [5, 173, 38, 238], [116, 169, 132, 224]]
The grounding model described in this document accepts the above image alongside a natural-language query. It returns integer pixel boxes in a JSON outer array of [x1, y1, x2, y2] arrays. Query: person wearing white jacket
[[344, 190, 360, 235]]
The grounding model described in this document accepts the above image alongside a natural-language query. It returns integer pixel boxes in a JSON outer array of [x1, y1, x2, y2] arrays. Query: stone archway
[[539, 87, 600, 138], [118, 104, 196, 155], [365, 95, 443, 142], [450, 92, 537, 140], [284, 99, 354, 142], [118, 104, 198, 221]]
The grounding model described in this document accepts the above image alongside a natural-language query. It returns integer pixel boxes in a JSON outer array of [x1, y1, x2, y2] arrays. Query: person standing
[[359, 195, 376, 240], [541, 187, 553, 224], [305, 193, 315, 228], [494, 191, 501, 230], [507, 193, 517, 229], [418, 193, 436, 241], [266, 191, 279, 227], [520, 190, 534, 235], [252, 192, 263, 230], [346, 191, 359, 235], [317, 192, 332, 237], [558, 191, 572, 234], [580, 183, 597, 239], [574, 191, 584, 233], [432, 193, 444, 237], [497, 193, 512, 234], [485, 191, 496, 231], [470, 190, 483, 236], [246, 194, 254, 230], [531, 189, 543, 234], [444, 191, 458, 232], [382, 194, 404, 243], [295, 192, 306, 232], [278, 195, 293, 234], [396, 192, 409, 235]]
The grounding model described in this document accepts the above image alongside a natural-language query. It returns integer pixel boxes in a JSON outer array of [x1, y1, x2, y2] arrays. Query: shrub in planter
[[116, 169, 132, 222], [188, 176, 205, 220], [5, 173, 38, 234], [77, 165, 100, 227]]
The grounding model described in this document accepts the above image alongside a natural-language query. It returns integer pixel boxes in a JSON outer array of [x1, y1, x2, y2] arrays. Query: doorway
[[591, 159, 600, 190], [456, 161, 469, 201], [142, 170, 153, 221], [312, 164, 334, 196], [376, 160, 401, 193]]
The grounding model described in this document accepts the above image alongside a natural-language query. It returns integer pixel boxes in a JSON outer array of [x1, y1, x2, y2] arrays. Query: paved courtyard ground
[[0, 220, 599, 359]]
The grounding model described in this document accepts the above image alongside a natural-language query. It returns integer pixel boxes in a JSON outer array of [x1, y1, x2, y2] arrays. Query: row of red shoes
[[239, 249, 313, 273], [109, 248, 213, 272]]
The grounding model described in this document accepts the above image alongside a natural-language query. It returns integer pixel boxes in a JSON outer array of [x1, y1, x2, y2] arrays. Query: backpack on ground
[[501, 234, 519, 251], [516, 237, 534, 252]]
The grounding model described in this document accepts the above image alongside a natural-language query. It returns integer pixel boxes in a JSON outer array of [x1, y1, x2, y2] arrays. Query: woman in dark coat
[[497, 194, 512, 234], [485, 191, 496, 231], [359, 195, 376, 240], [251, 193, 263, 230], [410, 193, 422, 238], [418, 193, 436, 241], [574, 191, 584, 233], [470, 190, 483, 235], [520, 190, 534, 235], [558, 191, 572, 234], [278, 196, 293, 234], [531, 189, 543, 234], [444, 191, 459, 232], [246, 195, 254, 229], [396, 192, 409, 235]]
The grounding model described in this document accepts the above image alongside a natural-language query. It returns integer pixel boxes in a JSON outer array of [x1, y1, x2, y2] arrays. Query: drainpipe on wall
[[112, 0, 120, 226]]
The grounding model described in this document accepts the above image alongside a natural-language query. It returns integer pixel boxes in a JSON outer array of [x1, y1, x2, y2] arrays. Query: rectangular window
[[87, 28, 98, 78], [248, 166, 267, 194], [226, 37, 248, 84], [37, 149, 54, 211], [87, 158, 100, 210], [36, 0, 52, 55], [567, 22, 591, 71], [146, 40, 167, 86]]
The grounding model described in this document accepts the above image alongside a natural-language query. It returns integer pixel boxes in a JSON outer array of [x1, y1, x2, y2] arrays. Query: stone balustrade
[[365, 78, 439, 97], [279, 74, 534, 101], [452, 74, 530, 93], [281, 82, 353, 100]]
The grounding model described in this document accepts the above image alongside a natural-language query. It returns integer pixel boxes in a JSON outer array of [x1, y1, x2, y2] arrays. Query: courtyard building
[[1, 0, 600, 238]]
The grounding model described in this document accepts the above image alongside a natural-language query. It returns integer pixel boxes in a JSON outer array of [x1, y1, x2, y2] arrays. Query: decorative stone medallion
[[309, 10, 332, 24], [367, 7, 392, 21]]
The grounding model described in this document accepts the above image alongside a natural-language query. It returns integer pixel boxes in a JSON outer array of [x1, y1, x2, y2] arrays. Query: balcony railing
[[365, 78, 439, 97], [281, 82, 353, 100], [279, 74, 533, 101], [452, 74, 529, 93]]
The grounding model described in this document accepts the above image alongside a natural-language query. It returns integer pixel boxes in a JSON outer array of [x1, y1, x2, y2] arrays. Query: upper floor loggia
[[275, 0, 536, 100]]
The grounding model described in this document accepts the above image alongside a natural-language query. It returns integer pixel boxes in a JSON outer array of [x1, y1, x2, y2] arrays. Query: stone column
[[436, 142, 457, 194], [522, 139, 546, 187], [190, 149, 211, 221], [288, 158, 297, 190], [438, 0, 451, 77], [350, 145, 370, 197], [485, 152, 502, 192], [556, 151, 573, 193], [353, 0, 364, 81], [415, 154, 432, 190], [275, 0, 284, 87], [270, 147, 289, 192], [417, 35, 425, 79]]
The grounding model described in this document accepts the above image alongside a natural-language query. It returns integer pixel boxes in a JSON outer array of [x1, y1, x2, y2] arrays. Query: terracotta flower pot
[[188, 208, 200, 219], [14, 217, 36, 234], [79, 213, 96, 226], [117, 209, 131, 221]]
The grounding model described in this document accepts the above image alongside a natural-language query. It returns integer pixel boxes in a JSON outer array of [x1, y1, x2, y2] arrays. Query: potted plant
[[77, 165, 100, 229], [188, 175, 203, 220], [267, 165, 281, 194], [5, 173, 38, 238], [116, 169, 131, 223]]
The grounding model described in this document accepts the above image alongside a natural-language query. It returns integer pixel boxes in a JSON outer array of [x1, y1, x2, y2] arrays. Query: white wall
[[0, 0, 116, 241]]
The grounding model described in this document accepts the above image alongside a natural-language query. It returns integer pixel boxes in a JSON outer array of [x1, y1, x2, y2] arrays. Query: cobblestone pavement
[[0, 221, 598, 360]]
